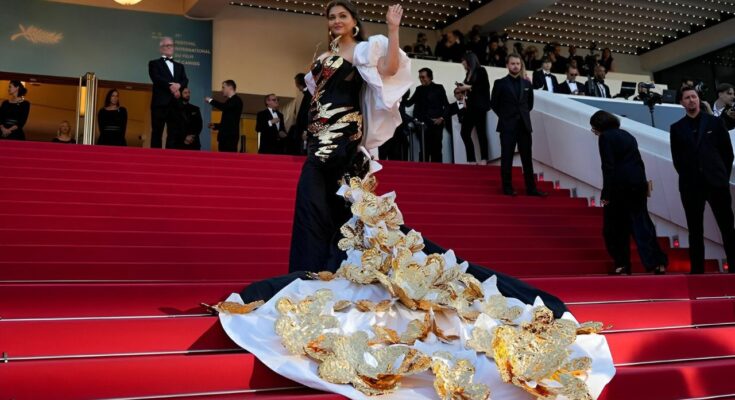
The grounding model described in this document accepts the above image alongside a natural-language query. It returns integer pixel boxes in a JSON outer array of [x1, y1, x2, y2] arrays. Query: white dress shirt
[[544, 72, 554, 92], [567, 81, 579, 94], [267, 107, 281, 130], [163, 57, 174, 76]]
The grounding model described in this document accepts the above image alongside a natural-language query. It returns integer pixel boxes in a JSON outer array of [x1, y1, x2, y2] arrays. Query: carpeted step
[[0, 229, 613, 249], [569, 299, 735, 330], [0, 353, 296, 400], [0, 187, 587, 207], [0, 176, 568, 199], [599, 358, 735, 400], [0, 200, 603, 220], [525, 274, 735, 302], [606, 326, 735, 365]]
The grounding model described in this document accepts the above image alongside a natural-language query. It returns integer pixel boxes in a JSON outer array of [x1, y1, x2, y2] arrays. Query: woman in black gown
[[0, 80, 30, 141], [97, 89, 128, 146], [241, 1, 568, 317], [456, 52, 490, 165], [287, 1, 370, 274]]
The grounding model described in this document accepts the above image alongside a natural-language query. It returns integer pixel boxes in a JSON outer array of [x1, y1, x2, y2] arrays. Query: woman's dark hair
[[104, 89, 120, 107], [461, 52, 481, 81], [590, 110, 620, 132], [325, 1, 366, 42], [9, 80, 27, 97]]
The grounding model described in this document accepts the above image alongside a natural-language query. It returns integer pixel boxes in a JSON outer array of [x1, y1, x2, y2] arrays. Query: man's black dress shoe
[[527, 189, 548, 197], [503, 189, 518, 196]]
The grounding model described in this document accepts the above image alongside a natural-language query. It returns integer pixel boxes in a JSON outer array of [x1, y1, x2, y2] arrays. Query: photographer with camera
[[591, 111, 668, 275], [635, 82, 663, 127]]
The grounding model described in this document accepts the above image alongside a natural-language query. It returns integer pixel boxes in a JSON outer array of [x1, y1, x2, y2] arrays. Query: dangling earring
[[352, 26, 360, 37]]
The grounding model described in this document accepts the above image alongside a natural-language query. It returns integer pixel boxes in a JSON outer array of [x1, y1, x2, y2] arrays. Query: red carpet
[[0, 141, 733, 400]]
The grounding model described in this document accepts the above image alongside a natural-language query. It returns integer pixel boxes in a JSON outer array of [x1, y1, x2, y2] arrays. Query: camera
[[640, 82, 656, 90]]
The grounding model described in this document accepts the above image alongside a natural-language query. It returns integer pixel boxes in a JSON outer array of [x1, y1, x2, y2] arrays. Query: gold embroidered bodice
[[307, 55, 364, 164]]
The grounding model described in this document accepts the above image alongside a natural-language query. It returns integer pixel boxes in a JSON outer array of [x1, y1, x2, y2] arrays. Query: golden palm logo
[[10, 24, 63, 44]]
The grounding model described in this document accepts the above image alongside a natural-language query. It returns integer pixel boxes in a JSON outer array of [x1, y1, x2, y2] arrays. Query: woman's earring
[[352, 26, 360, 37]]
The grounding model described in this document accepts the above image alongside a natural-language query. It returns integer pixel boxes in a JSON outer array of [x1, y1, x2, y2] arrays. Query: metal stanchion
[[76, 72, 98, 145]]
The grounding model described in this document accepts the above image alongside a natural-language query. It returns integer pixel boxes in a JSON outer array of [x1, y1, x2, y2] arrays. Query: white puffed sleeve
[[353, 35, 412, 151], [304, 70, 317, 96]]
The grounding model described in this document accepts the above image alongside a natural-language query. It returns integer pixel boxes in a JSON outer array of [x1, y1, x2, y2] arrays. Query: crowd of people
[[406, 28, 614, 76]]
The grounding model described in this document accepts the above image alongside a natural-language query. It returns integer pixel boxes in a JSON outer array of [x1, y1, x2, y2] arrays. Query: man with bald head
[[149, 36, 189, 148]]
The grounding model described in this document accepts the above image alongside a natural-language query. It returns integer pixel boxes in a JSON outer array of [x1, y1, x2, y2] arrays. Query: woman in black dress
[[97, 89, 128, 146], [456, 52, 490, 165], [0, 80, 30, 141], [288, 0, 391, 274], [52, 120, 76, 144], [242, 1, 568, 317]]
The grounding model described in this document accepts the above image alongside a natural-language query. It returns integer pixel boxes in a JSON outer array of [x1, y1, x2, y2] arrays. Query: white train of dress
[[218, 161, 616, 400]]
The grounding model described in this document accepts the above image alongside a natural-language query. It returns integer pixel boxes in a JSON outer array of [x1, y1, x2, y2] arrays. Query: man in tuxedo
[[205, 80, 243, 152], [445, 87, 467, 138], [256, 94, 287, 154], [586, 65, 611, 98], [532, 58, 559, 93], [670, 86, 735, 274], [148, 37, 188, 149], [177, 88, 202, 150], [713, 83, 735, 131], [289, 73, 312, 155], [557, 66, 585, 95], [491, 54, 546, 197], [405, 68, 449, 162]]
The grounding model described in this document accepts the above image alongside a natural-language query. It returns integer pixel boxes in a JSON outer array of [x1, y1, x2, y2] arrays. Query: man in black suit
[[670, 86, 735, 274], [550, 43, 568, 74], [256, 94, 287, 155], [148, 36, 188, 149], [557, 66, 585, 96], [713, 83, 735, 131], [288, 73, 312, 155], [532, 58, 559, 93], [178, 87, 202, 150], [491, 54, 546, 197], [586, 65, 612, 98], [205, 80, 243, 152], [591, 111, 668, 275], [405, 68, 449, 162], [568, 46, 585, 74]]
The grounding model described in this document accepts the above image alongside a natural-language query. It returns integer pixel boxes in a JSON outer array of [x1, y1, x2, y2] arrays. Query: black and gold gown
[[221, 36, 613, 400], [288, 55, 366, 275], [256, 53, 568, 318]]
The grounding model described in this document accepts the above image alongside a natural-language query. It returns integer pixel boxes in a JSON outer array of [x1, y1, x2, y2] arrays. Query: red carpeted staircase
[[1, 141, 733, 400]]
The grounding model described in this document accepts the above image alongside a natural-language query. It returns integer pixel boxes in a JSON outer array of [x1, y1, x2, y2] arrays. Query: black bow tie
[[163, 57, 174, 62], [545, 73, 552, 77], [568, 81, 575, 84]]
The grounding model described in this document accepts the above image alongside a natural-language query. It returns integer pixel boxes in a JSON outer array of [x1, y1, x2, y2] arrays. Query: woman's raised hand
[[386, 4, 403, 29]]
